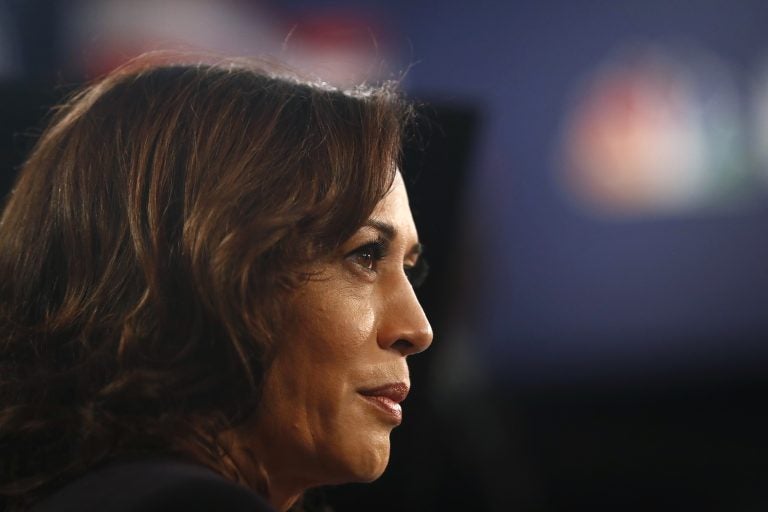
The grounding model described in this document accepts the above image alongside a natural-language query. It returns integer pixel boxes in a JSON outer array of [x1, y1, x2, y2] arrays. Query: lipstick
[[358, 382, 409, 424]]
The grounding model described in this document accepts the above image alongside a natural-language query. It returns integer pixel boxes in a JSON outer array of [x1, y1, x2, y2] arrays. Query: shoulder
[[32, 458, 274, 512]]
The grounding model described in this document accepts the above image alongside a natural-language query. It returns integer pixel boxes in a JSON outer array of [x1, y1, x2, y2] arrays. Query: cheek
[[303, 285, 377, 357], [264, 283, 390, 481], [310, 294, 391, 479], [296, 292, 376, 412], [274, 279, 378, 394]]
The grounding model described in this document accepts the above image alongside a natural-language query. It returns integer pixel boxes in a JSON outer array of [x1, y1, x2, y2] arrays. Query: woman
[[0, 57, 433, 511]]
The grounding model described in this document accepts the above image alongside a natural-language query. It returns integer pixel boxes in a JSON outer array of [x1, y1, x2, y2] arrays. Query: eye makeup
[[405, 256, 429, 288], [351, 237, 388, 270], [344, 230, 429, 288]]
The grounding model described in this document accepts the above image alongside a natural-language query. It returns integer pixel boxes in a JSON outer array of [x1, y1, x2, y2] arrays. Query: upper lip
[[358, 382, 410, 403]]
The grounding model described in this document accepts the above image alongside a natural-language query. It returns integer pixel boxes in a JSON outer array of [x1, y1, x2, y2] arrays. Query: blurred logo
[[559, 44, 749, 216]]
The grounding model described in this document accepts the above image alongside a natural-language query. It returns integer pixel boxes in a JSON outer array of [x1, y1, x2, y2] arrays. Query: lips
[[358, 382, 410, 402], [358, 382, 409, 424]]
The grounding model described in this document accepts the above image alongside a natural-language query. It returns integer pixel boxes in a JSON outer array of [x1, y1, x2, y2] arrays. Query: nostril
[[391, 339, 414, 354]]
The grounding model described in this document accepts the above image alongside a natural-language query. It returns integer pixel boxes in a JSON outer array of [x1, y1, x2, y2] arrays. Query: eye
[[405, 257, 429, 288], [347, 239, 387, 272]]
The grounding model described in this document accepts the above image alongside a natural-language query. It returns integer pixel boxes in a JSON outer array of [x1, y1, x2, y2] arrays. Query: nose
[[378, 276, 433, 356]]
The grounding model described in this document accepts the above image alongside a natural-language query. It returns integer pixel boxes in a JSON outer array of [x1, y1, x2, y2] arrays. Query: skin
[[222, 173, 433, 511]]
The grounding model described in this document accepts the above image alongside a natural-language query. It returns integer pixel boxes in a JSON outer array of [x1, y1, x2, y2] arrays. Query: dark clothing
[[30, 458, 275, 512]]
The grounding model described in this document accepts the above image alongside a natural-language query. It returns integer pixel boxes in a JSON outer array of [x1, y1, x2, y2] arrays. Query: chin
[[357, 453, 389, 482], [330, 433, 391, 484], [350, 455, 389, 483]]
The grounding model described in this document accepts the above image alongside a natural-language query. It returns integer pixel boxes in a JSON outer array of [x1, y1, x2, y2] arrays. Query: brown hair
[[0, 56, 411, 508]]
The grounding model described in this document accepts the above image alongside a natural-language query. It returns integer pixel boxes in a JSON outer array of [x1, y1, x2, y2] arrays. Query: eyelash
[[405, 258, 429, 289], [346, 238, 429, 288], [348, 238, 388, 273]]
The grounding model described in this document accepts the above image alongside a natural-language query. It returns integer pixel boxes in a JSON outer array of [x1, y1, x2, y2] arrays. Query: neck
[[216, 430, 306, 512], [263, 485, 302, 512]]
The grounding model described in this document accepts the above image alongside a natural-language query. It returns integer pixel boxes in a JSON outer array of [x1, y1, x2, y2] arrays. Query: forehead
[[369, 173, 418, 243]]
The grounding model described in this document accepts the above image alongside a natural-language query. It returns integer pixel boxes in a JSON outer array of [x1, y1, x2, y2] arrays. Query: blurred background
[[2, 0, 768, 510]]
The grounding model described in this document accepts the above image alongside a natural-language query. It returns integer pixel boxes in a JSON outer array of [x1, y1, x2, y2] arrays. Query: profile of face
[[240, 172, 433, 502]]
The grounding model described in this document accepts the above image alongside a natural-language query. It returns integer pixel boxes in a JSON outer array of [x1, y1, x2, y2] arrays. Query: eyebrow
[[365, 219, 423, 257]]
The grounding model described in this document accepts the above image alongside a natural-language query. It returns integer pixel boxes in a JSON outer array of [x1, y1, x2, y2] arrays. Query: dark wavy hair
[[0, 56, 411, 509]]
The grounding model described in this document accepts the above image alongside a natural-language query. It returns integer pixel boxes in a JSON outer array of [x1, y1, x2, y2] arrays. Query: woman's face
[[248, 172, 433, 492]]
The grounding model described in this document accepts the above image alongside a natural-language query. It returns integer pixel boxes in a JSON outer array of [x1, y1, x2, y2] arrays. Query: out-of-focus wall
[[391, 0, 768, 384]]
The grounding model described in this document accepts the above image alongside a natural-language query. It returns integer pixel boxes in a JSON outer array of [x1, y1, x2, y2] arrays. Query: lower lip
[[359, 394, 403, 424]]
